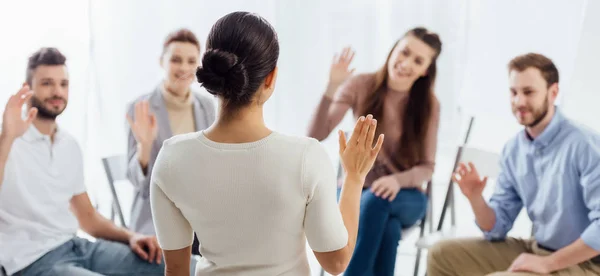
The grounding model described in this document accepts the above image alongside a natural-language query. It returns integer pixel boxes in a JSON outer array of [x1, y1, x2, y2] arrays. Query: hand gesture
[[127, 101, 158, 147], [329, 47, 356, 86], [129, 234, 162, 264], [371, 175, 401, 201], [508, 253, 553, 275], [339, 114, 384, 181], [2, 85, 37, 140], [452, 162, 488, 199]]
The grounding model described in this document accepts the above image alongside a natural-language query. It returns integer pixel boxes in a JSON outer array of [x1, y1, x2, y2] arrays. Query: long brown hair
[[358, 27, 442, 169]]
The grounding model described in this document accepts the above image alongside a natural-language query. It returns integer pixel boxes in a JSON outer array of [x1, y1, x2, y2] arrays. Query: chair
[[101, 155, 129, 228], [415, 118, 502, 275], [319, 133, 434, 276]]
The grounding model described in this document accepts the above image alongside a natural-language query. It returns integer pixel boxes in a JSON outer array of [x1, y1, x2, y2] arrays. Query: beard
[[30, 95, 67, 120], [513, 95, 549, 128]]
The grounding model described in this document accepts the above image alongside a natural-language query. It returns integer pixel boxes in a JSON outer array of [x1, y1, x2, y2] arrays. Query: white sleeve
[[303, 139, 348, 252], [149, 145, 194, 250]]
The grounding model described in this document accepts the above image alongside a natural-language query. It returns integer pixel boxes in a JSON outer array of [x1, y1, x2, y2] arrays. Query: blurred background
[[1, 0, 599, 275]]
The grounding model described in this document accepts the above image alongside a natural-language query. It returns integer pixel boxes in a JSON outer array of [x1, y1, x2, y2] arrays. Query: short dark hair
[[195, 12, 279, 110], [26, 47, 67, 86], [508, 53, 559, 87], [162, 28, 201, 54]]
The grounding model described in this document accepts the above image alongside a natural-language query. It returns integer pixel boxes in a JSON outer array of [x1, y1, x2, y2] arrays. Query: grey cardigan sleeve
[[125, 102, 151, 198], [201, 94, 217, 125]]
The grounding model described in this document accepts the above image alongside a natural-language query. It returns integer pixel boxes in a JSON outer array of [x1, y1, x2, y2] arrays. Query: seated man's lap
[[19, 237, 164, 276], [428, 238, 600, 276], [427, 238, 530, 275], [85, 238, 164, 275]]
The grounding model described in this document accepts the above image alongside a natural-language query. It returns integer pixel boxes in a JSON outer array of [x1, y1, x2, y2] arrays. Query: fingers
[[359, 115, 373, 148], [481, 176, 488, 186], [384, 189, 396, 202], [371, 184, 382, 197], [134, 102, 141, 122], [348, 116, 366, 147], [347, 49, 355, 63], [146, 241, 156, 263], [365, 117, 377, 148], [18, 91, 34, 106], [142, 101, 149, 118], [338, 130, 347, 156], [370, 134, 384, 158], [149, 113, 157, 127], [468, 162, 479, 175], [371, 180, 386, 197], [452, 173, 460, 183], [25, 108, 38, 124], [155, 246, 163, 264], [132, 245, 149, 261], [16, 84, 31, 98], [456, 163, 468, 176]]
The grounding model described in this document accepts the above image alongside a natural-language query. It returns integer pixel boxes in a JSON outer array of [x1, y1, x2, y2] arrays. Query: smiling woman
[[307, 27, 443, 276]]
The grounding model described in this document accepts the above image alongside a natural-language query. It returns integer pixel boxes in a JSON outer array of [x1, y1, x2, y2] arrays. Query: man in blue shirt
[[427, 53, 600, 275]]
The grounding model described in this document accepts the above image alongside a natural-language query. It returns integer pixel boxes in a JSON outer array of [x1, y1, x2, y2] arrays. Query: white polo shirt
[[0, 125, 86, 275]]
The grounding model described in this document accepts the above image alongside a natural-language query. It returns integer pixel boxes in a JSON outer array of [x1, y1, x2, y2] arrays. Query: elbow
[[316, 246, 353, 275], [323, 260, 350, 275], [307, 129, 326, 141]]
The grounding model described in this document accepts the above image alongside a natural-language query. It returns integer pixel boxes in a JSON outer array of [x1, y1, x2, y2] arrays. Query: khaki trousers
[[427, 238, 600, 276]]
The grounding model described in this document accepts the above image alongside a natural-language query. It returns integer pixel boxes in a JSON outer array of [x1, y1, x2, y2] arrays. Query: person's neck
[[32, 118, 57, 141], [387, 79, 412, 93], [205, 104, 271, 143], [526, 106, 555, 139], [163, 81, 190, 99]]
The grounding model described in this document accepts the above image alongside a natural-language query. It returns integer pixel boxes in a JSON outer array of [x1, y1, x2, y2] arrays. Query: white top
[[0, 126, 85, 274], [150, 131, 348, 276]]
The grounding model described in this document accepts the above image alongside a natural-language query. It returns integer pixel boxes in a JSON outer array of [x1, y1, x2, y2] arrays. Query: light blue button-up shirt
[[484, 108, 600, 252]]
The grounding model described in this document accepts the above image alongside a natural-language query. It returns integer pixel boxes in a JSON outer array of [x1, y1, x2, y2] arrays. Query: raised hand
[[325, 47, 356, 98], [126, 101, 158, 168], [453, 162, 488, 199], [2, 85, 38, 140], [338, 114, 384, 182]]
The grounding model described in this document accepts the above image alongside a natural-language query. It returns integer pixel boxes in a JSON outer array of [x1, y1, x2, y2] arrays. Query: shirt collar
[[521, 106, 564, 147], [21, 124, 64, 143]]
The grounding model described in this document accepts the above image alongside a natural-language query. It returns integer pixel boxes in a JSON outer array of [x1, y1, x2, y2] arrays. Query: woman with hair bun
[[150, 11, 384, 276]]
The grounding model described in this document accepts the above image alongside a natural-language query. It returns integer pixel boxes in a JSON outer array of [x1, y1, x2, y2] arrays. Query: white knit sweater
[[150, 131, 348, 276]]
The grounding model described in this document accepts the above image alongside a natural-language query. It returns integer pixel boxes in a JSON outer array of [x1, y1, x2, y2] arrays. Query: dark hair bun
[[196, 49, 249, 102]]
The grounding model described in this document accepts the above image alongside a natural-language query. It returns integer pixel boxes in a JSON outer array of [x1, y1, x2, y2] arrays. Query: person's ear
[[549, 82, 559, 100], [264, 67, 278, 90]]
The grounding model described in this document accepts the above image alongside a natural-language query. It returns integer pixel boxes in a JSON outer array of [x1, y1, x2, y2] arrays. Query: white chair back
[[457, 146, 501, 180]]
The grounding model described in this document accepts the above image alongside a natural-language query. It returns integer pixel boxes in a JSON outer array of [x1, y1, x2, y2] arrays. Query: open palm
[[329, 47, 356, 85], [2, 85, 38, 139], [338, 115, 384, 179], [126, 101, 157, 146], [453, 162, 488, 199]]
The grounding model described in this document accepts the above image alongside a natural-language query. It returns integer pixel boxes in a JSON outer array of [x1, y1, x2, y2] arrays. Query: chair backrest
[[102, 155, 128, 182], [457, 146, 501, 180], [101, 155, 128, 227]]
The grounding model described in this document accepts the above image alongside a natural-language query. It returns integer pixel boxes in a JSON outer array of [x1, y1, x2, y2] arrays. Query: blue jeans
[[338, 188, 427, 276], [14, 237, 165, 276]]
